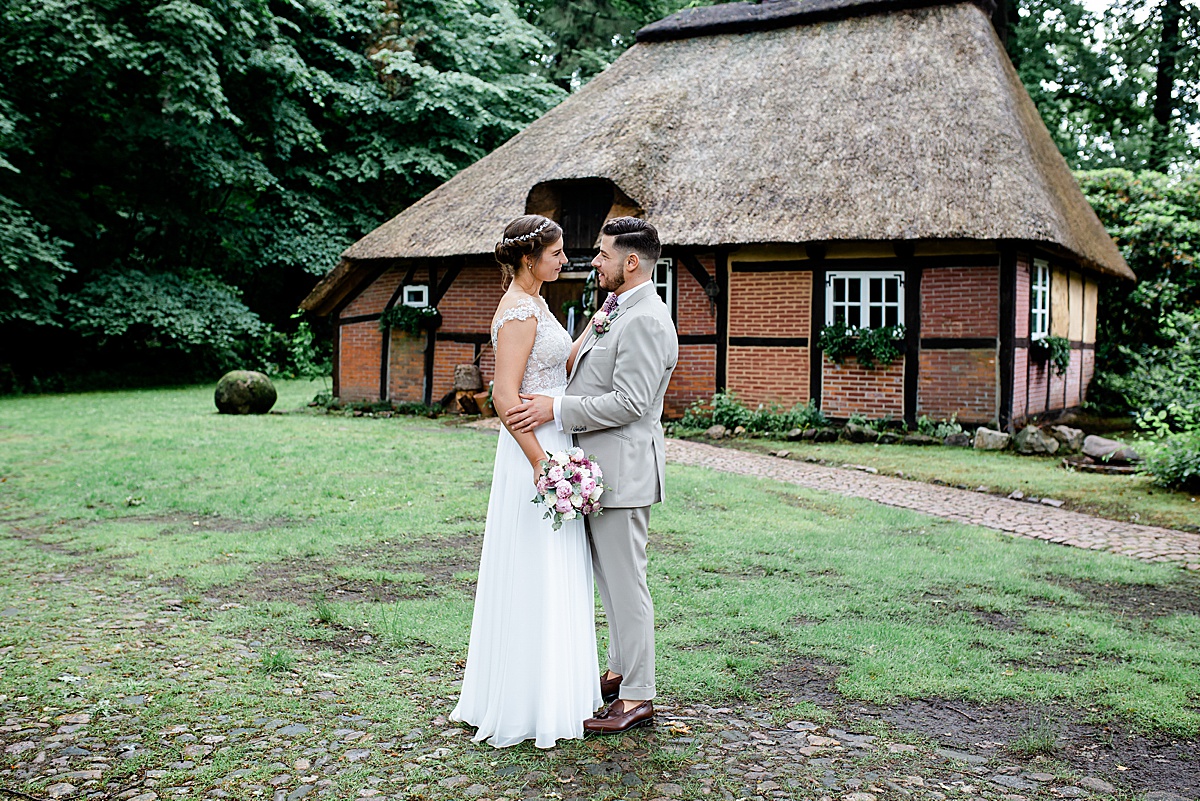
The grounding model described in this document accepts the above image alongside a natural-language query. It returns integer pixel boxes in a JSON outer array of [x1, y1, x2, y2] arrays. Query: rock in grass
[[842, 423, 879, 443], [814, 428, 839, 443], [1050, 424, 1085, 451], [705, 424, 726, 439], [215, 371, 277, 415], [942, 432, 972, 447], [901, 433, 939, 446], [1014, 425, 1058, 455], [974, 427, 1011, 450], [1083, 434, 1141, 464]]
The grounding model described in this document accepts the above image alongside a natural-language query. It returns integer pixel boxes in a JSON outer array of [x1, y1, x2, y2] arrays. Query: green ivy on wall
[[379, 305, 441, 336], [816, 321, 907, 369], [1031, 334, 1071, 376]]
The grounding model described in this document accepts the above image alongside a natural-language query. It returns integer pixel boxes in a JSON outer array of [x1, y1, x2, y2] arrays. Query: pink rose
[[580, 478, 596, 496], [555, 496, 573, 514], [556, 480, 573, 498], [536, 476, 550, 493], [547, 465, 565, 483]]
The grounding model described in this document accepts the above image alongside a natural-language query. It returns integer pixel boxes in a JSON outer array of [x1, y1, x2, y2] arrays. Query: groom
[[506, 216, 678, 734]]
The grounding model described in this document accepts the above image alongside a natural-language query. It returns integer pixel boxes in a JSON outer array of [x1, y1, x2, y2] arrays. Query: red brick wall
[[388, 330, 424, 403], [822, 355, 904, 419], [439, 264, 504, 334], [342, 268, 403, 317], [1081, 348, 1095, 404], [1065, 349, 1082, 408], [728, 272, 811, 338], [432, 341, 476, 403], [1013, 346, 1028, 421], [339, 321, 383, 402], [723, 270, 810, 408], [676, 256, 716, 337], [921, 266, 999, 337], [1026, 357, 1050, 415], [665, 258, 717, 417], [668, 344, 716, 418], [1015, 256, 1031, 339], [917, 349, 997, 424], [727, 347, 810, 407]]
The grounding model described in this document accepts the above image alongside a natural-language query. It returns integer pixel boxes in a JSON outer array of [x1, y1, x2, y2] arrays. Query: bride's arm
[[492, 317, 549, 477]]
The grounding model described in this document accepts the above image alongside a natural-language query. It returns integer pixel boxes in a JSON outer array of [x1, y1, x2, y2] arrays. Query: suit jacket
[[560, 284, 678, 508]]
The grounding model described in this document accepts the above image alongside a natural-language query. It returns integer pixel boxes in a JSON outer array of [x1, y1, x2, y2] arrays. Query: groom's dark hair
[[602, 216, 661, 268]]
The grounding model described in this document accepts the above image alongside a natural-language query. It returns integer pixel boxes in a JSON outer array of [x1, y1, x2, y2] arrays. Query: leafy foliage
[[515, 0, 711, 89], [680, 391, 827, 434], [1138, 429, 1200, 492], [816, 321, 906, 369], [916, 415, 963, 440], [379, 304, 441, 336], [1030, 334, 1071, 377], [1077, 170, 1200, 423], [1009, 0, 1200, 170], [0, 0, 562, 388]]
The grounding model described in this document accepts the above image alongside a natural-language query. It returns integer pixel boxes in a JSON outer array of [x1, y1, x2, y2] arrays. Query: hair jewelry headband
[[501, 219, 551, 246]]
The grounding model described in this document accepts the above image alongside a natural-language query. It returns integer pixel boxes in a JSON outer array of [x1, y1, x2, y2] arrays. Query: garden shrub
[[916, 414, 962, 439], [680, 391, 827, 434], [1138, 430, 1200, 493]]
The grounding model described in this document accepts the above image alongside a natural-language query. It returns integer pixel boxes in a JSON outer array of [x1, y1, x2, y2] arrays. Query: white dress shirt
[[552, 280, 656, 430]]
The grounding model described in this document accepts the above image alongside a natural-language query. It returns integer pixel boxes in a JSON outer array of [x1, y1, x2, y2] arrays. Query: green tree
[[1008, 0, 1200, 170], [0, 0, 562, 390], [516, 0, 709, 89], [1077, 169, 1200, 423]]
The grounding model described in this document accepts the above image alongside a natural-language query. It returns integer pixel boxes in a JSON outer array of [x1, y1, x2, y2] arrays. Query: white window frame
[[402, 284, 429, 308], [1030, 259, 1050, 340], [654, 258, 674, 318], [825, 270, 905, 329]]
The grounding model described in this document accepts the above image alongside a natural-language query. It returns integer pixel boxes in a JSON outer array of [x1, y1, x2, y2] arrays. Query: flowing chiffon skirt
[[450, 403, 602, 748]]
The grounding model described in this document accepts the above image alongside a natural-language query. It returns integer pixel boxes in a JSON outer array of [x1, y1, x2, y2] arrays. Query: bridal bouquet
[[532, 447, 606, 531]]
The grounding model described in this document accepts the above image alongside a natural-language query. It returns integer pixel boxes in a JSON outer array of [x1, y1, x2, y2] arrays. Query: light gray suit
[[560, 282, 678, 701]]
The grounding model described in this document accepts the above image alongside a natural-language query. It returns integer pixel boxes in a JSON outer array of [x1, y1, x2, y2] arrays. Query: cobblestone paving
[[666, 440, 1200, 571]]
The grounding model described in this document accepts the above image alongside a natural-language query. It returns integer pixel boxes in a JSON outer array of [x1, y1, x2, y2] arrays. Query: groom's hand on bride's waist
[[506, 394, 555, 433]]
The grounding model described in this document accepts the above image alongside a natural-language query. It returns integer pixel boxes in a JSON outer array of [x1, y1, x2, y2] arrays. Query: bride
[[449, 215, 602, 748]]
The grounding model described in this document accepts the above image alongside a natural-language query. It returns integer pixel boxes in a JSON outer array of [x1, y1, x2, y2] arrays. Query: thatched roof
[[322, 0, 1132, 300]]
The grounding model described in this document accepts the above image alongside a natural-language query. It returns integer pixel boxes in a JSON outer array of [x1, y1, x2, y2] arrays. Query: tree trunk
[[1150, 0, 1184, 171]]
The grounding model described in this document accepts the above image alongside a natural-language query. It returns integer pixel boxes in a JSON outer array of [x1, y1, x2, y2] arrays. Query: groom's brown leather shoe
[[584, 701, 653, 734], [600, 672, 622, 704]]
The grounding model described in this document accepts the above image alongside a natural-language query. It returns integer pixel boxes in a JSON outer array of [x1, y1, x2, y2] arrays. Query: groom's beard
[[600, 270, 625, 293]]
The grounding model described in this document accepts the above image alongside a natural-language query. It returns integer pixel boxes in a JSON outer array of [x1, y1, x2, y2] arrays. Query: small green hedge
[[1139, 430, 1200, 493], [680, 391, 827, 434]]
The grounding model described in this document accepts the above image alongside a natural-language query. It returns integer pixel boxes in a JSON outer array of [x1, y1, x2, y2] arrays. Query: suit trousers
[[587, 505, 654, 701]]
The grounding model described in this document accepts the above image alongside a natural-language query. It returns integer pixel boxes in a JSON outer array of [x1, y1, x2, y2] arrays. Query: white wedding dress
[[450, 293, 602, 748]]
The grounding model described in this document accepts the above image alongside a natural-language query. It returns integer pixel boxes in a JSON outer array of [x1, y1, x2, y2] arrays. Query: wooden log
[[456, 390, 480, 415]]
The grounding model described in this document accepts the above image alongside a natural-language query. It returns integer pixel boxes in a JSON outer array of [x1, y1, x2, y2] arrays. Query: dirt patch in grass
[[759, 658, 1200, 795], [1052, 574, 1200, 620]]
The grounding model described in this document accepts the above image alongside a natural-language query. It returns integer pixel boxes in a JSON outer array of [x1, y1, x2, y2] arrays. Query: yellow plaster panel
[[912, 240, 999, 256], [1051, 267, 1070, 337], [1083, 278, 1098, 343], [1068, 272, 1084, 340], [728, 244, 809, 263], [825, 242, 896, 259]]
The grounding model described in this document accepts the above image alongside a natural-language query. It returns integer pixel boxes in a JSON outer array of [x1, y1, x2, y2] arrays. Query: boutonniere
[[591, 309, 618, 337]]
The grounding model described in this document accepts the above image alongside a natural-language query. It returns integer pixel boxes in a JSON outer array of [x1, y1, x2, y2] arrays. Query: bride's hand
[[531, 452, 548, 485]]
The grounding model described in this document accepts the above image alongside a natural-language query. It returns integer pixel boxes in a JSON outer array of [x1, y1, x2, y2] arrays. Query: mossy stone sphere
[[214, 370, 277, 414]]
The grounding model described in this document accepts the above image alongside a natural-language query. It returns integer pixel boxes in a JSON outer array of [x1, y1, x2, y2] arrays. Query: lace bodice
[[491, 294, 572, 394]]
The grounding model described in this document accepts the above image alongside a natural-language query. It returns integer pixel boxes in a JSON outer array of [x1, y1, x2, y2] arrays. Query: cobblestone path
[[666, 439, 1200, 570]]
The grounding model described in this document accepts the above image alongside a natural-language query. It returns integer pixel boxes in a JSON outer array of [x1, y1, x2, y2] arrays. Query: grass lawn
[[689, 434, 1200, 532], [1, 382, 1198, 800]]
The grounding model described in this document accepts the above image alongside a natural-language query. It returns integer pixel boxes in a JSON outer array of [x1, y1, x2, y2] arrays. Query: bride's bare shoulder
[[491, 292, 541, 341]]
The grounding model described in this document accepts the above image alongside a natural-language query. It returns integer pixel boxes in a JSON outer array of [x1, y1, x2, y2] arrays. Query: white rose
[[562, 509, 578, 520]]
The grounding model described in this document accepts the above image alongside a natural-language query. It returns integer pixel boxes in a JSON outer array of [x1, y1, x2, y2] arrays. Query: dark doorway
[[559, 180, 613, 251]]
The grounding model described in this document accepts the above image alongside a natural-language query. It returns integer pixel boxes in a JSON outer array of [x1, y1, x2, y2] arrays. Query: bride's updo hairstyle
[[495, 215, 563, 288]]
